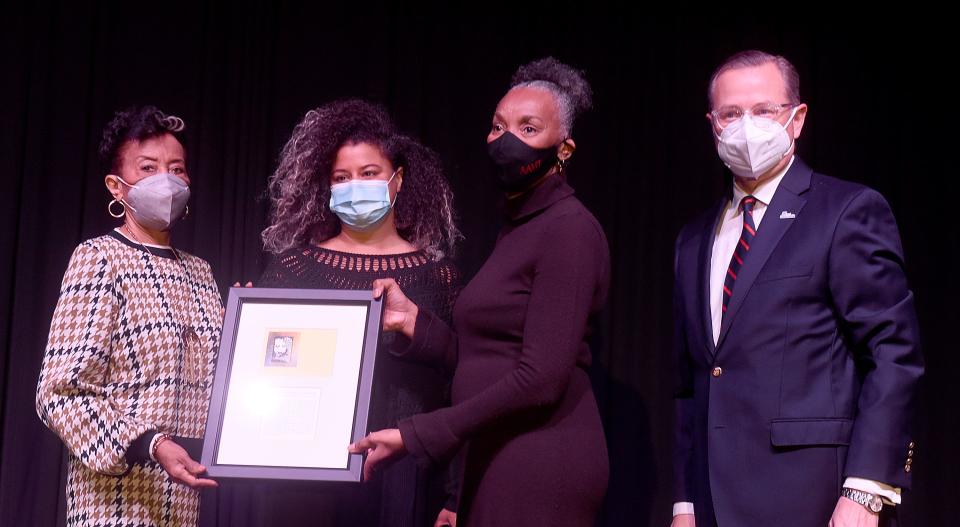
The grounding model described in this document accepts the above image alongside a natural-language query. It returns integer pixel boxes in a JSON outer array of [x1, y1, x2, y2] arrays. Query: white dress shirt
[[708, 158, 792, 345], [673, 157, 900, 517]]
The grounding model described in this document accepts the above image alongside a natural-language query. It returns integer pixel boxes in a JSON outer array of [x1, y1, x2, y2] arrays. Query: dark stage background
[[1, 4, 954, 526]]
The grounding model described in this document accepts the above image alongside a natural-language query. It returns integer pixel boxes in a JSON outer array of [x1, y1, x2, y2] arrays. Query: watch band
[[841, 487, 883, 513]]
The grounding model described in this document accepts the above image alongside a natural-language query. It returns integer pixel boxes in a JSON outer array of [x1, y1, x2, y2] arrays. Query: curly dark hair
[[510, 57, 593, 136], [262, 99, 461, 260], [98, 105, 186, 174]]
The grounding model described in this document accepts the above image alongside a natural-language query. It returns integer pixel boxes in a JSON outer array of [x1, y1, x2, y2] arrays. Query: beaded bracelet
[[150, 433, 173, 462]]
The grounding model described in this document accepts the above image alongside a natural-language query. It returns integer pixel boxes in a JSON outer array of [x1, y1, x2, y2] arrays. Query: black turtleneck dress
[[396, 174, 611, 526]]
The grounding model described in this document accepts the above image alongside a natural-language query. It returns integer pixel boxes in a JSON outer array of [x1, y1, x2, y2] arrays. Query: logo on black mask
[[487, 132, 559, 192]]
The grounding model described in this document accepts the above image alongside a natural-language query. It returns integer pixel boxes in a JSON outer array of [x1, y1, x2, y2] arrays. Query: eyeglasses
[[711, 102, 799, 129]]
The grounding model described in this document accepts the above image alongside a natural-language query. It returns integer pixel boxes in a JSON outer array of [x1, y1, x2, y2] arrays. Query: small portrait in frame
[[265, 332, 299, 367]]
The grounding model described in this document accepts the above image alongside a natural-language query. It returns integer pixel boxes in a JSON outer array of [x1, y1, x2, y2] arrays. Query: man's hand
[[829, 497, 879, 527], [434, 507, 457, 527]]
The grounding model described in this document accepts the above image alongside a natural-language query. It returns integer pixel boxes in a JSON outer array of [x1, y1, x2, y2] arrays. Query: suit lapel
[[715, 158, 813, 352]]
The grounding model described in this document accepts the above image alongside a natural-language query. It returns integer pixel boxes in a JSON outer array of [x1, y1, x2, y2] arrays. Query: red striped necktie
[[722, 195, 758, 318]]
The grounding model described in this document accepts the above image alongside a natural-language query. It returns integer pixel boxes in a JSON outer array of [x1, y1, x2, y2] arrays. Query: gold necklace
[[122, 225, 205, 434], [122, 225, 201, 341]]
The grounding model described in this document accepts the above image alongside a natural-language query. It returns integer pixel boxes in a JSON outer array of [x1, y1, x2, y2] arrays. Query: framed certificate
[[201, 287, 383, 481]]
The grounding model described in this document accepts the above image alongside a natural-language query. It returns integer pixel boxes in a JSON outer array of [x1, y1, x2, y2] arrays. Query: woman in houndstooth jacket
[[36, 106, 222, 527]]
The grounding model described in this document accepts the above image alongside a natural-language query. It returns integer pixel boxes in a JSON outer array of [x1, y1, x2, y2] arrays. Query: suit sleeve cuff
[[673, 502, 695, 516], [844, 477, 902, 505]]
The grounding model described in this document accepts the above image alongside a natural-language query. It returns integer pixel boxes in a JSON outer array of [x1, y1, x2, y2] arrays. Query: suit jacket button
[[904, 465, 912, 473], [712, 367, 723, 377], [906, 458, 913, 465], [909, 441, 916, 449], [908, 450, 914, 457]]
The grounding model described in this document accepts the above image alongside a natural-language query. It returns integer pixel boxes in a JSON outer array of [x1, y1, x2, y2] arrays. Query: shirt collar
[[731, 155, 795, 208]]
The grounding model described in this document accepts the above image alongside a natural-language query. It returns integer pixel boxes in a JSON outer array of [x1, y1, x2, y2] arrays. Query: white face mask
[[115, 173, 191, 231], [715, 106, 799, 180]]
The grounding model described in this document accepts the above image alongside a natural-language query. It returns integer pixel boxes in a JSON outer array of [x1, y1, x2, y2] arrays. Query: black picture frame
[[201, 287, 383, 481]]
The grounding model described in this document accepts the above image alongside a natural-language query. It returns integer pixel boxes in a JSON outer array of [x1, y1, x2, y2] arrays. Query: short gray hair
[[708, 50, 801, 108], [510, 80, 576, 137], [510, 57, 593, 137]]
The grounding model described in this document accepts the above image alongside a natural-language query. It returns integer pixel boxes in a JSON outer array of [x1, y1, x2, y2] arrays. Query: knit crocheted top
[[259, 245, 460, 429]]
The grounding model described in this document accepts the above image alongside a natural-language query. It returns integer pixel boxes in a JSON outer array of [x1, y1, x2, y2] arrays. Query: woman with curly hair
[[36, 106, 222, 526], [350, 57, 610, 526], [252, 99, 462, 527]]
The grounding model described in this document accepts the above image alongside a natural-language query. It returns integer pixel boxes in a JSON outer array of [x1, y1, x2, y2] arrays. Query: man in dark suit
[[670, 50, 923, 527]]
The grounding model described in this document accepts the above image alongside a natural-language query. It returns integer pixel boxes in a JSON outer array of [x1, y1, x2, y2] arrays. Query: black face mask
[[487, 132, 559, 192]]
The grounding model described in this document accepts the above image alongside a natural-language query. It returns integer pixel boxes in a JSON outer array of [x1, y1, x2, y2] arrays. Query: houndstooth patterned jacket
[[36, 230, 222, 526]]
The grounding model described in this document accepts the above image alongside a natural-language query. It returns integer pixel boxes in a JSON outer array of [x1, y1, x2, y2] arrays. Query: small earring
[[183, 204, 190, 219], [108, 199, 125, 218]]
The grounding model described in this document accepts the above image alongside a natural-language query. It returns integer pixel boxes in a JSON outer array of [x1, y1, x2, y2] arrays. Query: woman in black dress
[[351, 58, 610, 526], [213, 100, 462, 527]]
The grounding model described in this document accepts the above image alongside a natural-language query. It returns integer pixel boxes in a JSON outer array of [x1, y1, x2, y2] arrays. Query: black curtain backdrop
[[1, 4, 953, 526]]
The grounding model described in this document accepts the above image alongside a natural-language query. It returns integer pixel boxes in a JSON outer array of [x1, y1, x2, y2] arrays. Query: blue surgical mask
[[329, 170, 398, 231]]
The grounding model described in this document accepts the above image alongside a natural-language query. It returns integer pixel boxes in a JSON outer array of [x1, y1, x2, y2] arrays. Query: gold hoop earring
[[108, 199, 125, 218]]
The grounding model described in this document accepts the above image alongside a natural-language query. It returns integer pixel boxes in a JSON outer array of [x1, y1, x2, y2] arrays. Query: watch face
[[868, 496, 883, 513]]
